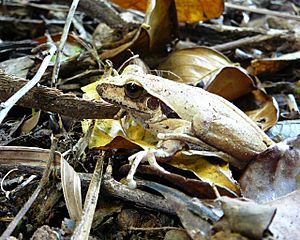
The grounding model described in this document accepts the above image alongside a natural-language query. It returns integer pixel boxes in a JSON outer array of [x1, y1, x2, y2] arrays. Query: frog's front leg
[[126, 140, 185, 188]]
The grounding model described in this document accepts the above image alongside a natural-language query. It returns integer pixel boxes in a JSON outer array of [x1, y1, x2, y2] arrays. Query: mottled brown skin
[[97, 65, 274, 187]]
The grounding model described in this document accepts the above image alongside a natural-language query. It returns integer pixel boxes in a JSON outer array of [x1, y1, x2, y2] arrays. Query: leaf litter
[[0, 0, 300, 239]]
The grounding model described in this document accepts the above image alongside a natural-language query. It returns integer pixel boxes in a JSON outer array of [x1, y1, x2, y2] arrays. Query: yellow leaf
[[170, 152, 240, 193], [111, 0, 224, 22], [82, 119, 157, 149], [81, 81, 100, 101]]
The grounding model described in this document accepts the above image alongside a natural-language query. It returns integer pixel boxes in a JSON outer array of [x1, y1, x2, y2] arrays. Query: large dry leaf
[[111, 0, 224, 22], [158, 47, 233, 85], [158, 47, 256, 101], [205, 66, 255, 101], [82, 118, 157, 150], [240, 135, 300, 203], [265, 190, 300, 239], [143, 0, 178, 54], [214, 197, 276, 240]]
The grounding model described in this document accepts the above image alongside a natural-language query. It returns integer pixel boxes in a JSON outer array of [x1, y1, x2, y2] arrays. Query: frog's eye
[[124, 82, 144, 99]]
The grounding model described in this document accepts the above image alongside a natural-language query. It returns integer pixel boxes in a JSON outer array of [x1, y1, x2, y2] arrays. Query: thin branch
[[0, 70, 120, 119], [212, 33, 282, 52], [225, 2, 300, 21], [52, 0, 80, 86]]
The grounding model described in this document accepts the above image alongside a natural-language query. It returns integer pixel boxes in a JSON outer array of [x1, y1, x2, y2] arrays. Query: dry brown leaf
[[235, 90, 279, 131], [158, 47, 233, 85], [111, 0, 224, 22], [249, 51, 300, 76], [266, 190, 300, 239], [205, 66, 255, 101], [144, 0, 178, 54], [169, 152, 240, 194], [21, 110, 41, 134], [215, 197, 276, 240], [244, 90, 279, 131], [240, 135, 300, 203]]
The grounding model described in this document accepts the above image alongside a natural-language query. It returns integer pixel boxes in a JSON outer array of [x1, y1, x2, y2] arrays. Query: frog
[[96, 64, 274, 188]]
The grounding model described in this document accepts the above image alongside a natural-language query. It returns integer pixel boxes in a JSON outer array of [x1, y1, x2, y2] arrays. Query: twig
[[0, 70, 120, 119], [0, 43, 56, 124], [128, 226, 183, 231], [212, 33, 285, 52], [52, 0, 80, 86], [0, 16, 94, 25], [225, 2, 300, 21], [0, 137, 57, 240], [100, 165, 175, 215]]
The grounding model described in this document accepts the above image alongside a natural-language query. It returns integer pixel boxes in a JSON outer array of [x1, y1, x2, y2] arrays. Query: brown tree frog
[[96, 65, 274, 188]]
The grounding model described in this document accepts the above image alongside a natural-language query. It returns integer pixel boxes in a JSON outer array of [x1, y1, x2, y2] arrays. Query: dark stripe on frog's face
[[160, 102, 180, 119]]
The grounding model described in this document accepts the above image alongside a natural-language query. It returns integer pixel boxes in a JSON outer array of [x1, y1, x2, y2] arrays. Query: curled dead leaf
[[205, 66, 255, 101], [235, 90, 279, 131], [158, 47, 233, 85]]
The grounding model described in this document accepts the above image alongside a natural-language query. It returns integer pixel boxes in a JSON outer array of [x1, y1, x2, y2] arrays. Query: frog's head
[[96, 65, 178, 124]]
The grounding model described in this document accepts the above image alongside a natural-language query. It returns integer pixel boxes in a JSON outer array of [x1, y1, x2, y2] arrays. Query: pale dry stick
[[72, 153, 104, 240], [51, 0, 80, 86], [0, 43, 56, 124], [128, 227, 183, 231], [225, 2, 300, 21], [212, 33, 283, 52], [0, 137, 57, 240]]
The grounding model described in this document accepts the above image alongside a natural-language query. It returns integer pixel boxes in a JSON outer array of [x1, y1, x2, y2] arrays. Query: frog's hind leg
[[126, 149, 170, 189]]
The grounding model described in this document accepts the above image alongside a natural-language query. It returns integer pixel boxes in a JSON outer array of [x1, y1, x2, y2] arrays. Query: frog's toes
[[126, 176, 137, 189]]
